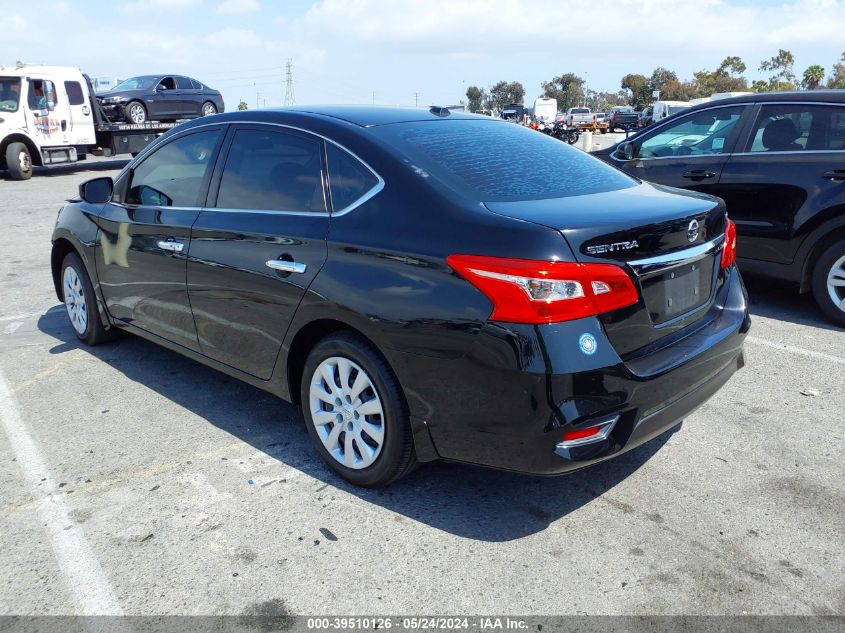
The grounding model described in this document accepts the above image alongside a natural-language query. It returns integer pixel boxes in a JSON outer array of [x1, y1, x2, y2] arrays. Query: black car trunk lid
[[485, 182, 728, 356]]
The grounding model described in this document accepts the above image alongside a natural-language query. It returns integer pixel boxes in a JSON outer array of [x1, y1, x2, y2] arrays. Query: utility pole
[[372, 91, 375, 105], [284, 59, 295, 106], [414, 92, 419, 107]]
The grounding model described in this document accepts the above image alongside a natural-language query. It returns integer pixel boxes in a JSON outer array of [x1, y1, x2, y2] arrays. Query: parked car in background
[[500, 103, 524, 123], [594, 112, 608, 133], [534, 97, 558, 125], [607, 106, 639, 132], [652, 100, 691, 123], [98, 75, 225, 124], [595, 91, 845, 325], [565, 107, 596, 129], [53, 106, 748, 486]]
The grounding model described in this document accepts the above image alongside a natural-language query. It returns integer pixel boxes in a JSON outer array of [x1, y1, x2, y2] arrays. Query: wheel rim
[[308, 356, 385, 470], [129, 104, 145, 123], [18, 150, 31, 173], [202, 103, 215, 116], [63, 266, 88, 335], [826, 254, 845, 313]]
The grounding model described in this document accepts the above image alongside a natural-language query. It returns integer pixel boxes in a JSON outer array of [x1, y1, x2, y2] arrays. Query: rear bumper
[[388, 266, 749, 475]]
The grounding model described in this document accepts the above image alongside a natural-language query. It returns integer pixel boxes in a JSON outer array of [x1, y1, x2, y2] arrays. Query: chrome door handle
[[157, 239, 184, 253], [266, 259, 307, 274]]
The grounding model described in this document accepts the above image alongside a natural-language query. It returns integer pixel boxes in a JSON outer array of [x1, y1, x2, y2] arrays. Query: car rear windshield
[[371, 120, 636, 202], [572, 108, 590, 114]]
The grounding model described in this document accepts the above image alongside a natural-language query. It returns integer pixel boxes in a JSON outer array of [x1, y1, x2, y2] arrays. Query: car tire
[[811, 239, 845, 326], [124, 101, 147, 124], [201, 101, 217, 117], [5, 142, 33, 180], [300, 332, 417, 487], [61, 252, 114, 345]]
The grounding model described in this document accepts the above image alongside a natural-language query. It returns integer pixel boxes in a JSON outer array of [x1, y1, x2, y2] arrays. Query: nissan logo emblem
[[687, 219, 700, 243]]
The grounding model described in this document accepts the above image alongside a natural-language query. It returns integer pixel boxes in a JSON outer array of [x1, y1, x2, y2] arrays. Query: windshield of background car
[[373, 120, 637, 202], [113, 76, 159, 91], [669, 105, 691, 115], [0, 78, 21, 112]]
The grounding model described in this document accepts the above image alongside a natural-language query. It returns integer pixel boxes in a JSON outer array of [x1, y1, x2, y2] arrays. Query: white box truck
[[1, 64, 179, 180]]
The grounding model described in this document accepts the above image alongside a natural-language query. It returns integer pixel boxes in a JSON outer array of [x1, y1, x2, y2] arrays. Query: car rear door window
[[176, 76, 194, 90], [747, 104, 845, 152], [215, 128, 326, 212], [126, 130, 221, 207], [637, 106, 745, 158], [326, 143, 380, 211]]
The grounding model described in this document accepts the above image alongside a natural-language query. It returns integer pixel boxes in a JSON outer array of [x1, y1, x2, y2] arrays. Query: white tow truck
[[0, 63, 180, 180]]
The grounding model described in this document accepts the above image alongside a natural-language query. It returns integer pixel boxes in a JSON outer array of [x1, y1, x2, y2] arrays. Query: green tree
[[465, 85, 487, 113], [621, 73, 649, 107], [541, 73, 585, 111], [802, 65, 825, 90], [237, 100, 249, 111], [718, 56, 747, 76], [827, 52, 845, 88], [647, 67, 679, 98], [487, 81, 525, 114], [759, 49, 797, 90]]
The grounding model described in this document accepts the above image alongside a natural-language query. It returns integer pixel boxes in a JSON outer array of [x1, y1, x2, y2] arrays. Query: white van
[[652, 100, 691, 123], [1, 64, 177, 180], [533, 97, 558, 123]]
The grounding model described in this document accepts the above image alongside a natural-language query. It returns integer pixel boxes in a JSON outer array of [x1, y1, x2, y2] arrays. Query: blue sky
[[2, 0, 845, 109]]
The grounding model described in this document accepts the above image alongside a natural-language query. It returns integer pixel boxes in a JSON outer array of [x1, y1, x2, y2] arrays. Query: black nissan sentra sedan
[[50, 107, 749, 487]]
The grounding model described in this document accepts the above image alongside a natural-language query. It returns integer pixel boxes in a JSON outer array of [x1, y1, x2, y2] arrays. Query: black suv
[[596, 91, 845, 325]]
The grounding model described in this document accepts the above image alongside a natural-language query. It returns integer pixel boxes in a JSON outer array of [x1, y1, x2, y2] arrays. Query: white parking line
[[0, 368, 124, 616], [746, 335, 845, 366]]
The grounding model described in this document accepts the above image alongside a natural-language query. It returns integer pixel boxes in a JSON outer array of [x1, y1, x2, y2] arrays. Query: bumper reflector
[[557, 415, 620, 449]]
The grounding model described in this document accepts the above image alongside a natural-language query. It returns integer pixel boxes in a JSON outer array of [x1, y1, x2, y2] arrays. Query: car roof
[[274, 105, 488, 127], [691, 89, 845, 109]]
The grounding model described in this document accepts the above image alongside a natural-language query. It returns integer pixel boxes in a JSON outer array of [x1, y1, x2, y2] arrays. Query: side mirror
[[156, 84, 167, 92], [617, 141, 635, 161], [79, 177, 113, 204]]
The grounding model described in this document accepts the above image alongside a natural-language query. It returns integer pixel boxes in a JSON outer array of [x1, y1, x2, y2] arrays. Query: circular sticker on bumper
[[578, 333, 597, 355]]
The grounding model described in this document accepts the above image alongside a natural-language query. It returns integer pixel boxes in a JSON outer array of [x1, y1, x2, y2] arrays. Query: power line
[[284, 59, 295, 106]]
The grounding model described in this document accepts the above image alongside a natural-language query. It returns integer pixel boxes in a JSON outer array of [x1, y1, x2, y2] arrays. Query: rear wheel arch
[[800, 222, 845, 293], [286, 318, 385, 405]]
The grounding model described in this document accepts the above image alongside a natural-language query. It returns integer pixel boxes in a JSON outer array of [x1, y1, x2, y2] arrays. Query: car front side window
[[125, 130, 221, 207], [636, 106, 745, 159]]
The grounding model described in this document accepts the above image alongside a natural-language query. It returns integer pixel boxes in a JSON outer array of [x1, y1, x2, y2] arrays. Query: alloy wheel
[[308, 356, 385, 469], [128, 103, 146, 123], [826, 254, 845, 314], [63, 265, 88, 335], [202, 103, 216, 116]]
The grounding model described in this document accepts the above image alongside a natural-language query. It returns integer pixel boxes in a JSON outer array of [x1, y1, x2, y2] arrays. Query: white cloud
[[120, 0, 201, 13], [203, 27, 262, 47], [215, 0, 260, 14]]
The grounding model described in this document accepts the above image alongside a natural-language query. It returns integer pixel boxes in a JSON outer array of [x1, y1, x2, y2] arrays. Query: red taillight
[[721, 218, 737, 269], [446, 255, 639, 324], [561, 425, 602, 442]]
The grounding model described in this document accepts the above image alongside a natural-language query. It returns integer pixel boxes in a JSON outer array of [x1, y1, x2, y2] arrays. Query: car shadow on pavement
[[38, 306, 676, 542], [743, 274, 841, 332]]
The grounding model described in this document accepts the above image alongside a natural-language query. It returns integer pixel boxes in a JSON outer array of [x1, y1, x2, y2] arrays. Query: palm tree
[[802, 65, 825, 90]]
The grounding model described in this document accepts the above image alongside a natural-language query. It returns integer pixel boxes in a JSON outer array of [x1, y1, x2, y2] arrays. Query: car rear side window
[[326, 143, 380, 212], [64, 81, 85, 106], [126, 130, 221, 207], [191, 79, 203, 90], [216, 128, 327, 213], [373, 120, 635, 202], [747, 104, 845, 152], [176, 77, 193, 90]]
